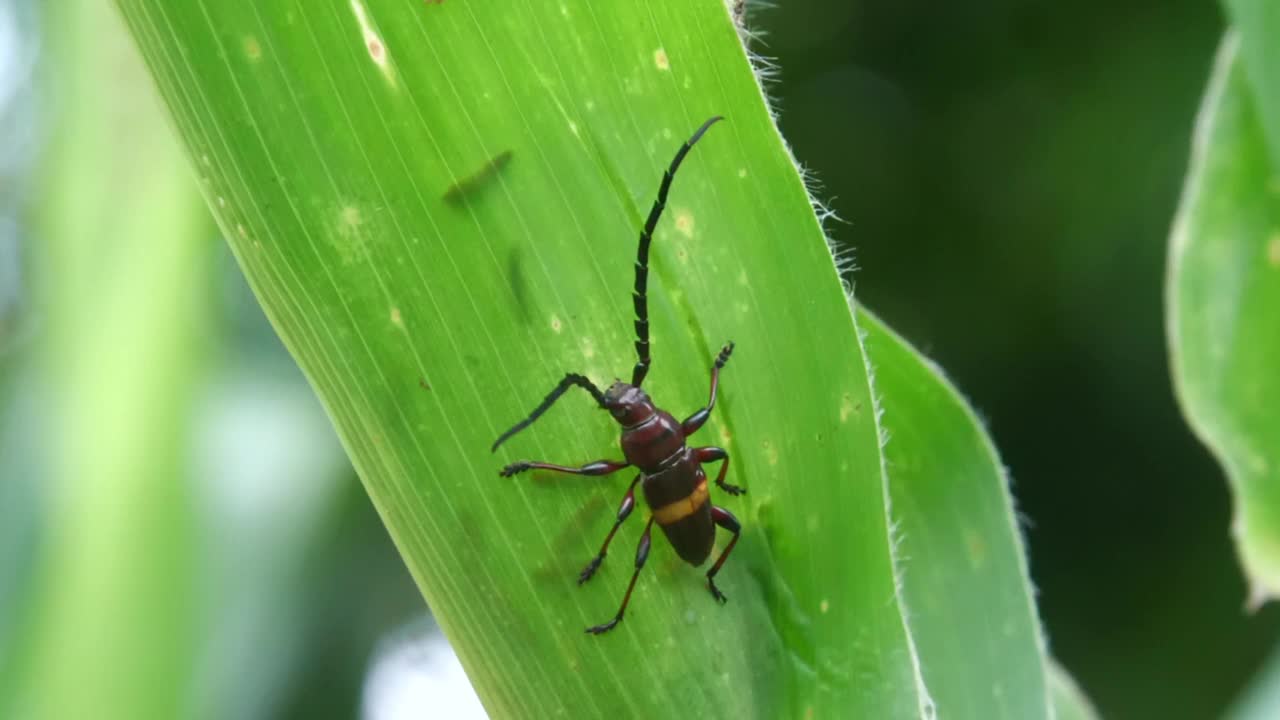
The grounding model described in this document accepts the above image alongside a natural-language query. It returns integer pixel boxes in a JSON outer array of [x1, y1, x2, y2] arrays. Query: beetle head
[[603, 381, 655, 426]]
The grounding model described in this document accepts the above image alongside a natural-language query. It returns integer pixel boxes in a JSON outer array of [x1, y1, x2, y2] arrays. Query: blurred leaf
[[1224, 0, 1280, 169], [116, 1, 1054, 716], [1048, 660, 1101, 720], [1226, 640, 1280, 720], [6, 0, 211, 718], [860, 308, 1051, 717], [1168, 33, 1280, 606]]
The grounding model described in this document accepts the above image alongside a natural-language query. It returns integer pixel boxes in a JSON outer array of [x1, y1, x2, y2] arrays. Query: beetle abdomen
[[643, 460, 714, 566], [657, 501, 714, 565]]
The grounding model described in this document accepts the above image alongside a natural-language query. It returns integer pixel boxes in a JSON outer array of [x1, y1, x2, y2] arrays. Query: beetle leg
[[579, 475, 641, 584], [693, 446, 745, 496], [586, 517, 654, 635], [499, 458, 629, 478], [681, 342, 734, 435], [706, 506, 741, 604]]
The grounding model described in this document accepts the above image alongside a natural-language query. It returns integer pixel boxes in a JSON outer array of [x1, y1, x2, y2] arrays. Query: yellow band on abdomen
[[652, 479, 709, 526]]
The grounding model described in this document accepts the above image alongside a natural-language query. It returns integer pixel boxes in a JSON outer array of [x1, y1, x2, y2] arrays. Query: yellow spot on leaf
[[965, 529, 987, 568], [1268, 232, 1280, 268], [653, 47, 670, 71], [580, 336, 596, 359], [390, 307, 404, 328], [763, 439, 778, 466], [738, 167, 748, 179], [550, 314, 563, 333], [819, 599, 829, 614], [333, 205, 368, 262], [350, 0, 396, 85], [674, 209, 694, 238], [340, 205, 362, 232], [840, 393, 854, 422], [243, 36, 262, 61]]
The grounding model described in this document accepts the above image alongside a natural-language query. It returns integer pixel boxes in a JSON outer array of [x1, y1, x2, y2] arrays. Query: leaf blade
[[116, 0, 1053, 716], [1168, 33, 1280, 604]]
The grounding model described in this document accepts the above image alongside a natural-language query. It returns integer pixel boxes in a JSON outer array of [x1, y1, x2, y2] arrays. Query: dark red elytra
[[492, 116, 744, 635]]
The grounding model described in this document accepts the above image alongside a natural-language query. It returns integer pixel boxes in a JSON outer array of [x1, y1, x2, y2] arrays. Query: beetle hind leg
[[586, 517, 655, 635], [578, 475, 640, 584], [706, 505, 741, 604]]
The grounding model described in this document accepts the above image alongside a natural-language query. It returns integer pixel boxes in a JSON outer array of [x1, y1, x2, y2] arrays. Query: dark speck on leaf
[[443, 150, 513, 206]]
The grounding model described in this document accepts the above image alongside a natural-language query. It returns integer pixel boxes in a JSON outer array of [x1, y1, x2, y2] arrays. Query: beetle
[[492, 116, 744, 635]]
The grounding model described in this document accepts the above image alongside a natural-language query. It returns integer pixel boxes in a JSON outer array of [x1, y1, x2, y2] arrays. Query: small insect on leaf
[[490, 117, 747, 635]]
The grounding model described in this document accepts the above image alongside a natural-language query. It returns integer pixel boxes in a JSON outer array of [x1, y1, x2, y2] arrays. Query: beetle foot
[[578, 555, 604, 584], [708, 579, 728, 604], [585, 615, 621, 635], [499, 461, 532, 477], [715, 341, 735, 369], [717, 481, 746, 496]]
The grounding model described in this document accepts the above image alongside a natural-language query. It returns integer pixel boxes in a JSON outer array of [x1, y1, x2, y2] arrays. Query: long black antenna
[[491, 373, 606, 451], [630, 116, 724, 388]]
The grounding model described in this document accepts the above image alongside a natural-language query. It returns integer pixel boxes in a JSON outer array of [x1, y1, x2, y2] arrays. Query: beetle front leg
[[681, 342, 734, 435], [579, 475, 641, 584], [499, 458, 629, 478], [694, 446, 745, 496], [587, 517, 655, 635], [706, 506, 741, 604]]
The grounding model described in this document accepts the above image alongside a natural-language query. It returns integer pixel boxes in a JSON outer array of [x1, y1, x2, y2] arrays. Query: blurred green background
[[1, 0, 1278, 718]]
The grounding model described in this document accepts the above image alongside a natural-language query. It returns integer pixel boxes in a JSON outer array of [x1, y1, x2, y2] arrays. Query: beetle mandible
[[492, 116, 744, 635]]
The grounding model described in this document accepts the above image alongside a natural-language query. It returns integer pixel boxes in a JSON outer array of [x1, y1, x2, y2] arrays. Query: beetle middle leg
[[706, 506, 741, 604], [499, 458, 629, 478], [578, 475, 640, 584], [693, 446, 745, 496], [586, 516, 655, 635], [681, 342, 735, 435]]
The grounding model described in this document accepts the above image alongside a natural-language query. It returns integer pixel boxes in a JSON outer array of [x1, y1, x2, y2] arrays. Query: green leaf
[[861, 308, 1051, 717], [1225, 0, 1280, 170], [1048, 660, 1101, 720], [1168, 33, 1280, 605], [1226, 641, 1280, 720], [116, 0, 1055, 716]]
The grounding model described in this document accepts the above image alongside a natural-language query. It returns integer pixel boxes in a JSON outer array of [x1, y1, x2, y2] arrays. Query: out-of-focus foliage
[[1228, 643, 1280, 720], [1049, 661, 1101, 720], [5, 1, 206, 717], [1169, 21, 1280, 607], [767, 1, 1280, 717]]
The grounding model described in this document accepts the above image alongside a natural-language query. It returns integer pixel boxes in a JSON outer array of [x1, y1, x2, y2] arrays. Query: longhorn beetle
[[492, 116, 744, 635]]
